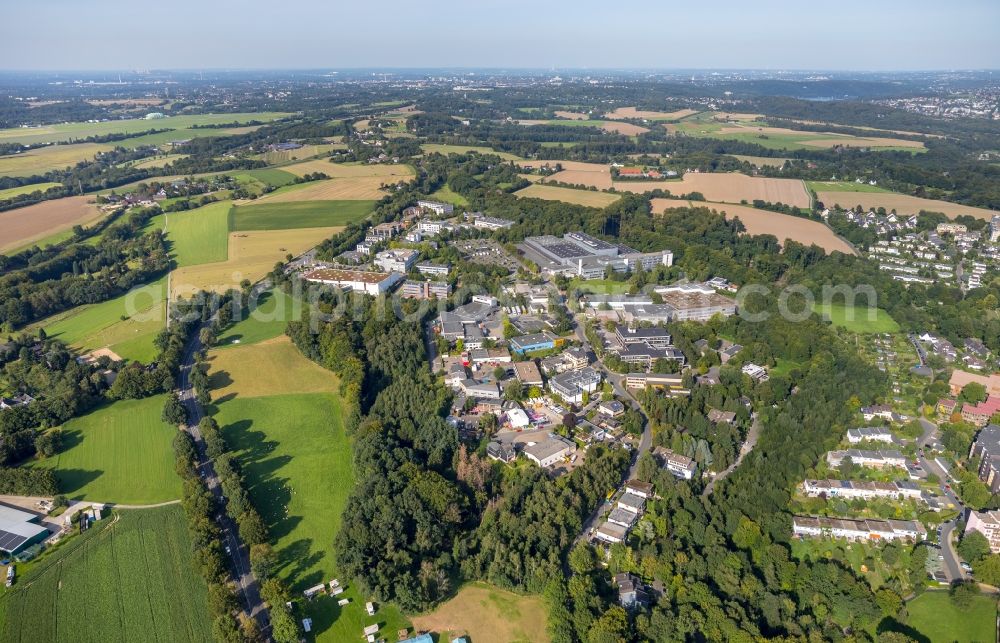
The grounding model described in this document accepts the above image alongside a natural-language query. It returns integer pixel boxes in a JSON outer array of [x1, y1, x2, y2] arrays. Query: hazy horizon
[[3, 0, 999, 72]]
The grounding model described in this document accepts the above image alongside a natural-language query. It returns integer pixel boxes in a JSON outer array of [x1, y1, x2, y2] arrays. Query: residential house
[[614, 573, 648, 609], [706, 409, 736, 425], [653, 447, 697, 480], [598, 400, 625, 417], [792, 516, 925, 542], [970, 424, 1000, 492], [486, 441, 516, 463], [962, 396, 1000, 427], [625, 479, 654, 499], [826, 449, 907, 469], [846, 427, 895, 444]]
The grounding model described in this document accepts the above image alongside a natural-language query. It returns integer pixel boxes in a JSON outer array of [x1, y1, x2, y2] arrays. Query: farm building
[[0, 503, 49, 555]]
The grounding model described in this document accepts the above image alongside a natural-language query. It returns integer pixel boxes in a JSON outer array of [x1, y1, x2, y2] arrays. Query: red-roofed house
[[964, 396, 1000, 427]]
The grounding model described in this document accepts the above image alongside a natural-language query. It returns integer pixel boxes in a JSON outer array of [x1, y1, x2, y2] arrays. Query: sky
[[3, 0, 1000, 71]]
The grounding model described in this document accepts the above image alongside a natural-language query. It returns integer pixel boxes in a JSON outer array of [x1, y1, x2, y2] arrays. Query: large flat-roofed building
[[583, 285, 736, 323], [400, 279, 451, 300], [374, 249, 418, 273], [473, 214, 514, 230], [0, 503, 49, 555], [653, 284, 739, 321], [521, 231, 672, 280], [415, 261, 450, 277], [614, 325, 672, 349], [302, 268, 403, 295], [509, 332, 559, 355], [963, 396, 1000, 427], [970, 424, 1000, 492], [949, 371, 1000, 397], [966, 509, 1000, 553], [417, 200, 454, 215], [549, 367, 602, 404], [523, 434, 576, 467], [624, 372, 687, 395]]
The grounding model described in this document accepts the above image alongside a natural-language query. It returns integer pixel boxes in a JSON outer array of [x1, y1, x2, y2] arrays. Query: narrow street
[[917, 417, 967, 583], [177, 307, 271, 631], [703, 416, 761, 496]]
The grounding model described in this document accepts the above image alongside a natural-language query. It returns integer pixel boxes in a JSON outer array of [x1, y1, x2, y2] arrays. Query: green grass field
[[813, 303, 900, 333], [427, 184, 469, 207], [806, 180, 891, 193], [237, 168, 299, 187], [214, 393, 409, 642], [35, 395, 182, 504], [35, 274, 167, 363], [0, 506, 213, 643], [165, 201, 231, 266], [0, 112, 291, 146], [905, 591, 997, 642], [216, 289, 297, 347], [0, 182, 62, 200], [231, 200, 374, 231]]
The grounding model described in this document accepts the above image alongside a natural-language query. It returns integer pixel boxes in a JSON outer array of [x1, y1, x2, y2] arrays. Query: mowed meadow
[[205, 323, 410, 642], [33, 395, 182, 504]]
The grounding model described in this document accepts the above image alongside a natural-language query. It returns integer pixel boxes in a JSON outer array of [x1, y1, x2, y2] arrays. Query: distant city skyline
[[3, 0, 1000, 72]]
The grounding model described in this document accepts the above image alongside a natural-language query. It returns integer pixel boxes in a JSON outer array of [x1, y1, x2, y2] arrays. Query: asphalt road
[[703, 415, 761, 496], [178, 310, 271, 632], [916, 417, 967, 583], [569, 311, 651, 544]]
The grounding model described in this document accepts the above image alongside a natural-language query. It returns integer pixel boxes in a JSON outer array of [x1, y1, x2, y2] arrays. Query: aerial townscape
[[2, 3, 1000, 643]]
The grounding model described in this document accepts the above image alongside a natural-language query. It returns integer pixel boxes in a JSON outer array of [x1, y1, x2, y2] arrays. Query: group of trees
[[0, 205, 169, 330], [0, 336, 116, 465], [171, 429, 264, 642]]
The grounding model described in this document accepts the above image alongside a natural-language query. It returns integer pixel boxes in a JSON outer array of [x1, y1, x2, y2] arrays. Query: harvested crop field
[[207, 335, 340, 399], [617, 172, 811, 208], [814, 191, 998, 220], [515, 184, 620, 207], [731, 155, 792, 168], [606, 106, 699, 120], [554, 110, 588, 120], [171, 226, 341, 297], [548, 169, 613, 189], [1, 196, 103, 253], [599, 121, 650, 135], [652, 199, 853, 254], [252, 175, 412, 202], [800, 136, 925, 149], [0, 142, 110, 177], [280, 159, 415, 179]]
